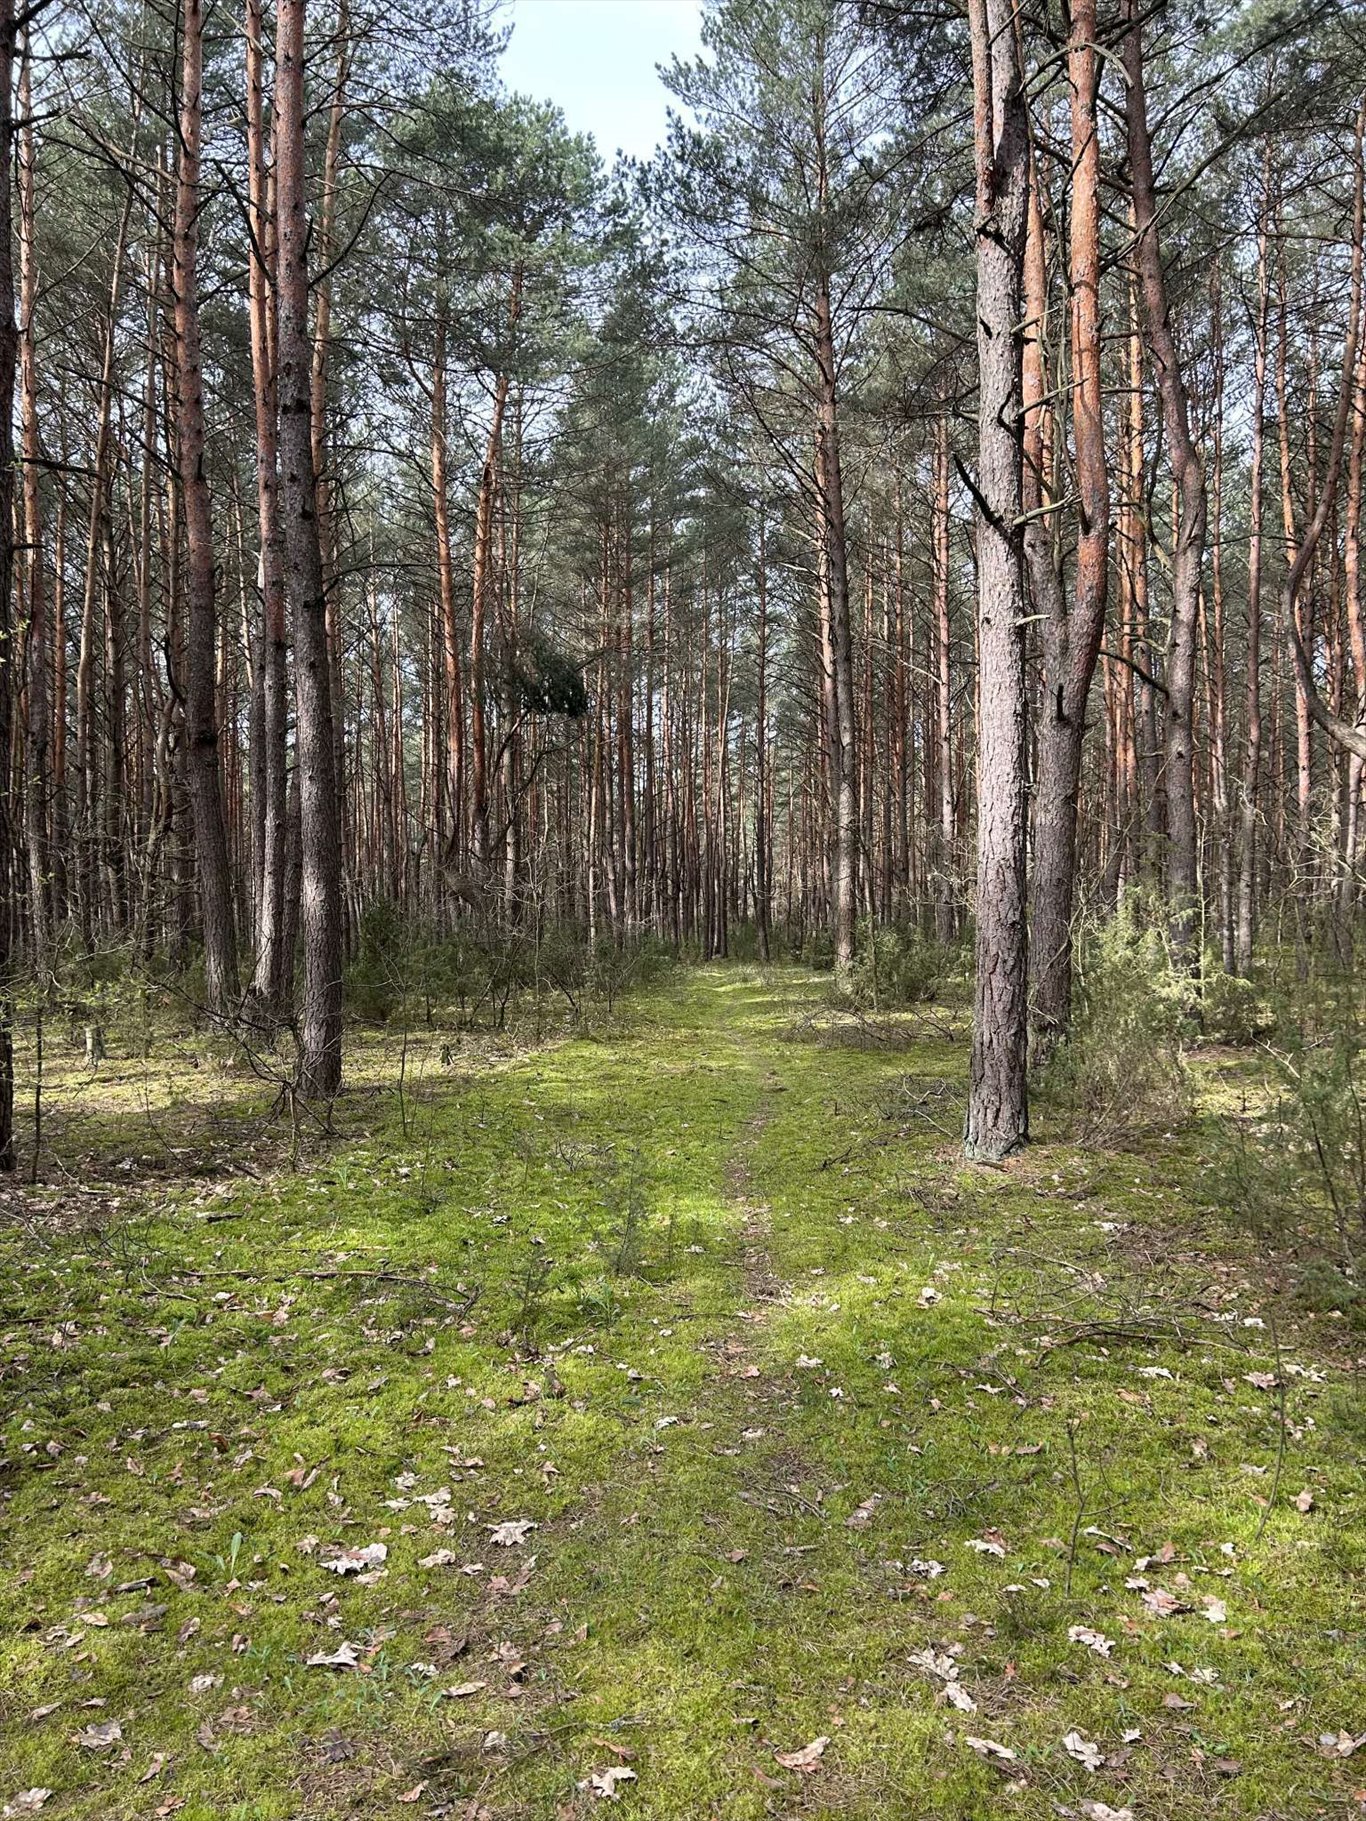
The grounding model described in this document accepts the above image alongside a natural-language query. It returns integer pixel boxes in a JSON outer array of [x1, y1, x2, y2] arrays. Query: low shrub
[[1210, 1027, 1366, 1267], [1198, 958, 1278, 1046], [845, 921, 943, 1009], [1038, 906, 1193, 1143]]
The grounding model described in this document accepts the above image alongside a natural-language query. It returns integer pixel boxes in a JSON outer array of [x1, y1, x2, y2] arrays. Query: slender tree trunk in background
[[76, 191, 132, 950], [964, 0, 1030, 1161], [1207, 269, 1234, 971], [933, 409, 956, 944], [0, 0, 18, 1169], [277, 0, 343, 1098], [814, 273, 857, 979], [1275, 239, 1314, 877], [893, 490, 911, 914], [19, 33, 49, 970], [1125, 0, 1206, 959], [755, 508, 770, 960], [471, 371, 510, 877], [431, 293, 465, 877], [52, 490, 68, 921], [1283, 107, 1366, 766], [1342, 237, 1366, 922], [174, 0, 239, 1016], [311, 0, 348, 938], [1124, 256, 1161, 885], [1030, 0, 1110, 1055], [471, 273, 521, 878], [246, 0, 291, 1017]]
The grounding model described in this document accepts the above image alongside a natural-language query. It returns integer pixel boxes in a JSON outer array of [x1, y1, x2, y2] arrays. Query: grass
[[2, 963, 1365, 1819]]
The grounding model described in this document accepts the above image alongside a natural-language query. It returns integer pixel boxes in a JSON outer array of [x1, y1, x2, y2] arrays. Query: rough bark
[[964, 0, 1030, 1161], [277, 0, 343, 1097]]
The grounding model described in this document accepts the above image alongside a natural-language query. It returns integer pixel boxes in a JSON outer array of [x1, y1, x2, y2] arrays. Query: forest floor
[[2, 965, 1365, 1821]]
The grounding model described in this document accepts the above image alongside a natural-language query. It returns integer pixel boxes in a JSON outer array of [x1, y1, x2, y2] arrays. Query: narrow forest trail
[[3, 967, 1365, 1821]]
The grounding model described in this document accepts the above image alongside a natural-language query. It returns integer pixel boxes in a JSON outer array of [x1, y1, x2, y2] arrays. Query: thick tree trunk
[[277, 0, 343, 1097], [174, 0, 240, 1015], [963, 0, 1030, 1161]]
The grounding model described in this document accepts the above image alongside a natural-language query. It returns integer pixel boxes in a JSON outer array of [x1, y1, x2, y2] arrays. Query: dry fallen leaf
[[1140, 1586, 1184, 1617], [305, 1642, 360, 1670], [487, 1520, 537, 1548], [965, 1735, 1016, 1763], [1063, 1729, 1104, 1771], [1294, 1488, 1316, 1514], [584, 1767, 638, 1800], [441, 1681, 488, 1699], [774, 1736, 829, 1772], [2, 1795, 53, 1817], [966, 1536, 1006, 1558], [1068, 1625, 1115, 1658], [1079, 1805, 1134, 1821], [1319, 1731, 1366, 1757], [845, 1495, 881, 1530], [321, 1543, 387, 1576], [74, 1718, 122, 1752]]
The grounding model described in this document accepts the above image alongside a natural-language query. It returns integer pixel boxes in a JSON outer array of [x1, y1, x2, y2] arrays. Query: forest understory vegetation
[[4, 944, 1366, 1819]]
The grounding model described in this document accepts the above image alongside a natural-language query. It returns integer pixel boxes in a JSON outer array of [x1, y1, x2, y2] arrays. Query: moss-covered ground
[[2, 965, 1364, 1819]]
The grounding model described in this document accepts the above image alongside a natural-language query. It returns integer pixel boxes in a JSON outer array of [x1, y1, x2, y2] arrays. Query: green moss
[[2, 966, 1364, 1818]]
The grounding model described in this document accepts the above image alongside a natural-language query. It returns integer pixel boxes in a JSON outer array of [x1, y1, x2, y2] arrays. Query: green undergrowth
[[2, 966, 1364, 1819]]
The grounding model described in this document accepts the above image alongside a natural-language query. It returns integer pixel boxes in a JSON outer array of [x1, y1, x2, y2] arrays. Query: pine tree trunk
[[933, 409, 956, 944], [0, 0, 17, 1169], [174, 0, 240, 1016], [963, 0, 1030, 1161], [1125, 0, 1207, 958], [814, 277, 857, 979], [1030, 0, 1110, 1055], [18, 33, 48, 970], [246, 0, 290, 1018], [277, 0, 343, 1097]]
